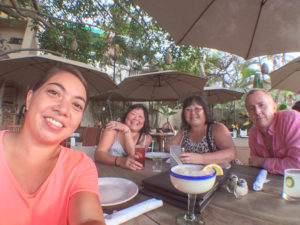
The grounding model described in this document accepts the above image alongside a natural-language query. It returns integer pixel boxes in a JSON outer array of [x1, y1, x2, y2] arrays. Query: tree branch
[[127, 0, 150, 30], [0, 5, 23, 19], [94, 0, 114, 21], [0, 3, 104, 30], [7, 1, 50, 27], [114, 0, 149, 37], [31, 0, 39, 11], [0, 48, 63, 57]]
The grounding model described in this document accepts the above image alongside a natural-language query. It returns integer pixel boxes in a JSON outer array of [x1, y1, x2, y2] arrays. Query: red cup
[[135, 145, 146, 167]]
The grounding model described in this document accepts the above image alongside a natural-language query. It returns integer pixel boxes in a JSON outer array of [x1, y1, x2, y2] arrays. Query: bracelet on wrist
[[124, 129, 131, 134]]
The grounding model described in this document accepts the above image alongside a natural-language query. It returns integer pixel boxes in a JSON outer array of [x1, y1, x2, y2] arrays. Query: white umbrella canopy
[[0, 54, 117, 96], [117, 71, 207, 101], [132, 0, 300, 59], [270, 56, 300, 93], [202, 87, 244, 104]]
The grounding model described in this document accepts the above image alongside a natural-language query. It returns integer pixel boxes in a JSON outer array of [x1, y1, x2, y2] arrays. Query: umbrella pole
[[234, 102, 237, 124], [106, 99, 113, 121], [0, 81, 5, 108]]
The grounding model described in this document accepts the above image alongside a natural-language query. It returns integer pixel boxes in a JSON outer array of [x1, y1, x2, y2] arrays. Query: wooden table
[[96, 160, 300, 225], [149, 132, 174, 152]]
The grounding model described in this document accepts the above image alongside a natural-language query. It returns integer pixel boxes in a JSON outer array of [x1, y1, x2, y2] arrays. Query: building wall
[[0, 17, 38, 57]]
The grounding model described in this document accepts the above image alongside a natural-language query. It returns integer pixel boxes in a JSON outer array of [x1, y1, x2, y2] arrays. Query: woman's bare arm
[[68, 192, 105, 225], [164, 129, 184, 152], [94, 128, 117, 164]]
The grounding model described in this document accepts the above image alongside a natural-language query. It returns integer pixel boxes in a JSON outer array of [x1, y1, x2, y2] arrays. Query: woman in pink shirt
[[0, 65, 105, 224]]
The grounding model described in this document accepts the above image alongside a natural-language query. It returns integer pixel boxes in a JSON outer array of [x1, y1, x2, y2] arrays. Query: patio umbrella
[[0, 54, 117, 96], [202, 87, 244, 104], [92, 90, 127, 101], [270, 56, 300, 93], [132, 0, 300, 59], [117, 71, 207, 101]]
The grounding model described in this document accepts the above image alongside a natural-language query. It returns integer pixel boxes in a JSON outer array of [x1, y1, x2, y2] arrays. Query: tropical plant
[[156, 101, 181, 123], [277, 102, 289, 111], [238, 111, 253, 130]]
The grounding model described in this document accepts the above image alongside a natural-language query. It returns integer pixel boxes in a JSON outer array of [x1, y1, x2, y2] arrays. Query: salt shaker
[[226, 174, 238, 193], [234, 178, 248, 198]]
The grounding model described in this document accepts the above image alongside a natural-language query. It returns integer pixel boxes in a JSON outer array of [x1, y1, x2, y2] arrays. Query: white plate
[[145, 152, 170, 159], [98, 177, 138, 206]]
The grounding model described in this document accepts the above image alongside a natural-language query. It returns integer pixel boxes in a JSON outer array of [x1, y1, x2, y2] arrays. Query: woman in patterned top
[[165, 95, 236, 164]]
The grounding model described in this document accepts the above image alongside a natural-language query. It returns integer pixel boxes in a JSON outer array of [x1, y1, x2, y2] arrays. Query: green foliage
[[156, 101, 181, 122], [277, 103, 289, 111], [238, 111, 253, 130], [253, 74, 264, 88]]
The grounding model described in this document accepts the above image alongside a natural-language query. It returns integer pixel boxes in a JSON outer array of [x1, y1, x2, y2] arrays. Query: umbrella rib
[[163, 78, 180, 99], [245, 0, 267, 59], [81, 69, 114, 95], [177, 0, 216, 45], [170, 76, 206, 90]]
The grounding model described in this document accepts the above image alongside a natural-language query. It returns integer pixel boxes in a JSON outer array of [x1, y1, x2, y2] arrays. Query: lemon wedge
[[202, 163, 224, 176]]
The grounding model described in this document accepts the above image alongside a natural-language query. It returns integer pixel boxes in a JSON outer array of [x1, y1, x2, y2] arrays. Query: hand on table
[[117, 156, 143, 170], [180, 152, 201, 164]]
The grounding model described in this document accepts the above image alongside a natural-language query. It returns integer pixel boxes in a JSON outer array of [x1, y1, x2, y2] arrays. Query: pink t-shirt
[[0, 130, 100, 225], [249, 110, 300, 175]]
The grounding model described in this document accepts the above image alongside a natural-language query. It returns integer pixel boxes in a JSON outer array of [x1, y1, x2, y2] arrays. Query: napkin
[[105, 198, 163, 225], [253, 169, 269, 191]]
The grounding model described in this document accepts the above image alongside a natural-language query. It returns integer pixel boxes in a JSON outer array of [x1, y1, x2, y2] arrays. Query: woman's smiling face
[[25, 71, 87, 144], [125, 108, 145, 132], [184, 103, 206, 127]]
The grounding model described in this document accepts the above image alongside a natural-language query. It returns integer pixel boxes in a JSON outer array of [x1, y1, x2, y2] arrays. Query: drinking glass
[[152, 157, 163, 172], [282, 168, 300, 201], [170, 164, 216, 225], [135, 145, 146, 167], [170, 145, 182, 167]]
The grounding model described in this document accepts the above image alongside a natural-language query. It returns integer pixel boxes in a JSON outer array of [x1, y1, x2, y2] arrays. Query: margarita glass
[[170, 164, 216, 225]]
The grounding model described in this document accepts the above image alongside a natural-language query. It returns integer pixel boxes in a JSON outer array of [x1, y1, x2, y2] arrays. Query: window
[[8, 37, 23, 45]]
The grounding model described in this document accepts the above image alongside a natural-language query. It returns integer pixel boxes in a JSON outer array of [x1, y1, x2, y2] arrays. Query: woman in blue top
[[94, 104, 152, 170]]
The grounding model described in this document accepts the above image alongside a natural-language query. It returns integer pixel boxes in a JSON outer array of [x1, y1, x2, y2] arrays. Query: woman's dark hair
[[181, 94, 212, 130], [292, 101, 300, 112], [31, 64, 89, 109], [121, 104, 150, 134]]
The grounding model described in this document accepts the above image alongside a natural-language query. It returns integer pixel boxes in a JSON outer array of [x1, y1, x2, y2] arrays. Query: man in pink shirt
[[245, 89, 300, 175]]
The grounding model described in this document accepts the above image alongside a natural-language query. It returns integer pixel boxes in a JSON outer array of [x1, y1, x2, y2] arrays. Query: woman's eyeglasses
[[184, 107, 203, 113]]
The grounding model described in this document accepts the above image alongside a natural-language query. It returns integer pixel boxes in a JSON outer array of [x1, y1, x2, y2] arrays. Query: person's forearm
[[94, 150, 116, 165], [200, 148, 236, 164], [164, 131, 182, 152], [263, 156, 300, 175], [123, 132, 136, 156]]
